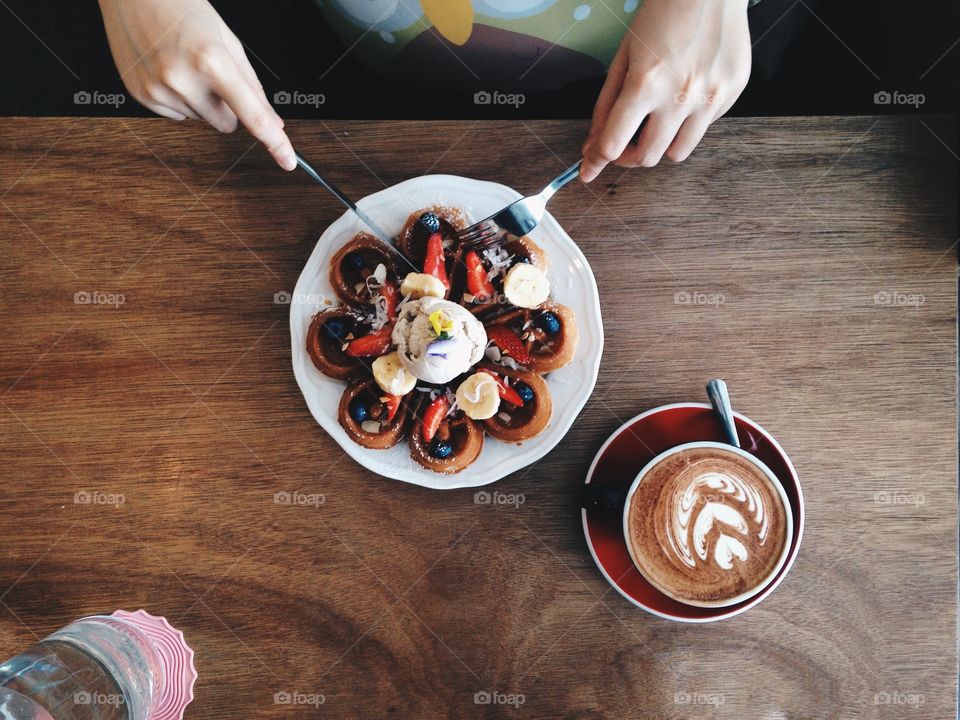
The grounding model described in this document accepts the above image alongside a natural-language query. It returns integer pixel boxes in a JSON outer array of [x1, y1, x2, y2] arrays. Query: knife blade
[[295, 153, 407, 262]]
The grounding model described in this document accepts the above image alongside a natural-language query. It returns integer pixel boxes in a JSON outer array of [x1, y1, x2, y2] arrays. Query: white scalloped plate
[[290, 174, 603, 490]]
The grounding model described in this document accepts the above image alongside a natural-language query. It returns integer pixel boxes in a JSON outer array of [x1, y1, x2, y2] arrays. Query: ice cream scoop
[[392, 297, 487, 384]]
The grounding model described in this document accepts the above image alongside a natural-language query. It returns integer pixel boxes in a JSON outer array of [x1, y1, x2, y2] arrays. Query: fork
[[457, 160, 582, 250]]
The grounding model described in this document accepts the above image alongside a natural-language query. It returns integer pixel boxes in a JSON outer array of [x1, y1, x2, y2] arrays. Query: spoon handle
[[707, 378, 741, 448]]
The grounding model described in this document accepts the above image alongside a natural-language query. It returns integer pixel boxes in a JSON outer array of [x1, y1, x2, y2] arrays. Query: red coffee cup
[[581, 403, 804, 622]]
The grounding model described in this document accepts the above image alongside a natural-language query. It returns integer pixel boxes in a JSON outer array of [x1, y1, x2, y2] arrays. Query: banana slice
[[400, 272, 446, 299], [455, 372, 501, 420], [372, 352, 417, 396], [503, 263, 550, 309]]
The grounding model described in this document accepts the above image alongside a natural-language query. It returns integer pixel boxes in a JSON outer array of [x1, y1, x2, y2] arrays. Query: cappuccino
[[625, 444, 790, 607]]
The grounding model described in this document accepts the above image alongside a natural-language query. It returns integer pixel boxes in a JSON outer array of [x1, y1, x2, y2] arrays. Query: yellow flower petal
[[429, 309, 454, 335]]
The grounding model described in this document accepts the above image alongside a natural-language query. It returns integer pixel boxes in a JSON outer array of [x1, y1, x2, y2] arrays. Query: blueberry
[[515, 256, 531, 264], [324, 319, 347, 339], [430, 439, 453, 458], [349, 397, 368, 423], [419, 212, 441, 233], [535, 311, 561, 335], [344, 252, 365, 272], [515, 382, 534, 405]]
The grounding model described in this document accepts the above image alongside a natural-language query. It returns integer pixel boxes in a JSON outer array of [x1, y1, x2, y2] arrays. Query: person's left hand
[[580, 0, 752, 182]]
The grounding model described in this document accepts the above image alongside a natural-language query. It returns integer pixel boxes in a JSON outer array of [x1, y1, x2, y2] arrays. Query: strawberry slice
[[479, 368, 524, 406], [381, 394, 402, 422], [345, 326, 392, 357], [486, 325, 530, 365], [380, 281, 399, 320], [421, 395, 449, 443], [423, 231, 450, 289], [465, 250, 495, 302]]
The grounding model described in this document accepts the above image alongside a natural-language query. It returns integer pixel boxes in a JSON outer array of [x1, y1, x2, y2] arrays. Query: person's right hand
[[98, 0, 296, 170]]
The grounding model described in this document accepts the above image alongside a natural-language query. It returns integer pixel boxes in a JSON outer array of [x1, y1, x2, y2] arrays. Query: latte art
[[626, 446, 790, 607], [668, 466, 769, 571]]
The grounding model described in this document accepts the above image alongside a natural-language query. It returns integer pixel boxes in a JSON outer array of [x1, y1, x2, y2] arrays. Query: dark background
[[0, 0, 956, 119]]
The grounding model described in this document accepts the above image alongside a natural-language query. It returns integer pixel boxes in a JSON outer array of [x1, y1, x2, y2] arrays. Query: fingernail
[[280, 149, 297, 171]]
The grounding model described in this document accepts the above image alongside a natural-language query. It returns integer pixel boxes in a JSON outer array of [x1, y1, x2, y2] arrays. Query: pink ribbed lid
[[111, 610, 197, 720]]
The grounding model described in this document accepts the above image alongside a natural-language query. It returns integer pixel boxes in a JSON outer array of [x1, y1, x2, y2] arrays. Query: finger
[[583, 44, 628, 156], [712, 95, 738, 123], [666, 109, 714, 163], [616, 110, 687, 168], [141, 101, 188, 122], [222, 34, 285, 128], [201, 49, 296, 170], [581, 87, 651, 183], [170, 104, 201, 121], [179, 82, 240, 134], [144, 85, 201, 121]]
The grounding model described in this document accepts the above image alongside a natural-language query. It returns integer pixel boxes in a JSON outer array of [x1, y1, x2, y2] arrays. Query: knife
[[295, 153, 409, 266]]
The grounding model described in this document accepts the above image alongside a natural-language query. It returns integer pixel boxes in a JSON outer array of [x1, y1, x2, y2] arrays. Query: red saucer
[[582, 403, 804, 622]]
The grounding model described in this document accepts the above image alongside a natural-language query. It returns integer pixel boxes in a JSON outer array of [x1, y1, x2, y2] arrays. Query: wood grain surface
[[0, 117, 955, 719]]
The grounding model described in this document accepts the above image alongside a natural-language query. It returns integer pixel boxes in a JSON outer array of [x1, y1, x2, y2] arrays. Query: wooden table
[[0, 117, 955, 719]]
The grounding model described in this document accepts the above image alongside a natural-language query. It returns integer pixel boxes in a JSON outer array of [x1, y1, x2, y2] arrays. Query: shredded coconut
[[482, 246, 513, 280], [363, 271, 382, 297], [369, 292, 390, 330]]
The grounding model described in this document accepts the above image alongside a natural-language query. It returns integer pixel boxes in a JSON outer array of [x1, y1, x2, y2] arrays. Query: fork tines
[[457, 219, 500, 249]]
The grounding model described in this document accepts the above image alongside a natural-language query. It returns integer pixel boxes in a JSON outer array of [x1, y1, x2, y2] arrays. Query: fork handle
[[540, 160, 583, 202]]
